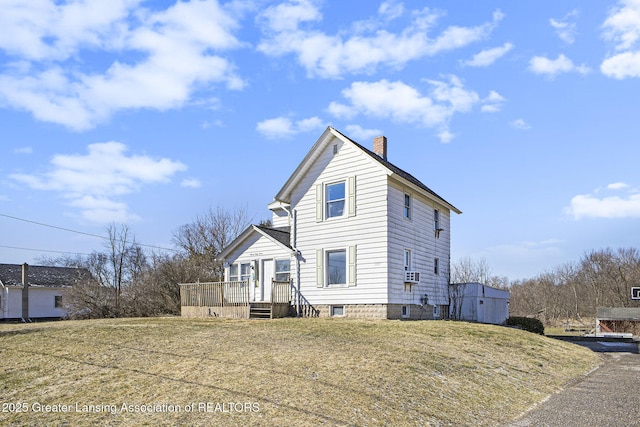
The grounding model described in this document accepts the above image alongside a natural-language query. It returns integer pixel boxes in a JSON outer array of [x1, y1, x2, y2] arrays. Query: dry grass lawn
[[0, 317, 598, 426]]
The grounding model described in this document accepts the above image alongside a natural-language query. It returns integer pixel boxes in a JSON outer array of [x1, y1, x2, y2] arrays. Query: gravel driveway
[[507, 339, 640, 427]]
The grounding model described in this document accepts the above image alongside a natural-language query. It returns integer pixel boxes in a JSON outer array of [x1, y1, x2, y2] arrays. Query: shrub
[[505, 317, 545, 335]]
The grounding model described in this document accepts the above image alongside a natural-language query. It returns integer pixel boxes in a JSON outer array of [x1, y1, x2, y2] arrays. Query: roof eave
[[389, 173, 462, 214], [217, 225, 291, 261]]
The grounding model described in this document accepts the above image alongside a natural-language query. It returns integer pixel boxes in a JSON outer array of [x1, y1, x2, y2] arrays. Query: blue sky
[[1, 0, 640, 280]]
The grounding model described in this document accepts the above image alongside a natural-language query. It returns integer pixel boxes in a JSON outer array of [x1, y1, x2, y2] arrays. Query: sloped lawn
[[0, 318, 598, 426]]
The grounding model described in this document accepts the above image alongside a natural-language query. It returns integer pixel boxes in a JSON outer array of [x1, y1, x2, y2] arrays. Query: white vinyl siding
[[387, 179, 451, 307], [298, 137, 387, 305]]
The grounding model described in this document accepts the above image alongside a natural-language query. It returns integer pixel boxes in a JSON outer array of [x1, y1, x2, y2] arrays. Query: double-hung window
[[434, 209, 440, 230], [404, 194, 411, 219], [326, 182, 345, 218], [404, 249, 412, 271], [316, 177, 355, 221], [327, 250, 347, 285], [229, 264, 239, 281], [240, 263, 251, 282], [317, 246, 357, 287], [275, 259, 290, 282]]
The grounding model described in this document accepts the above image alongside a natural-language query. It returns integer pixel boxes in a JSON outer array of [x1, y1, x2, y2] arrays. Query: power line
[[0, 212, 179, 253], [0, 213, 104, 239], [0, 245, 91, 256]]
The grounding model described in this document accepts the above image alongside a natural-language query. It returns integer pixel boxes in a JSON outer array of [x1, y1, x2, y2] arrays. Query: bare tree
[[172, 205, 251, 280], [451, 256, 493, 284]]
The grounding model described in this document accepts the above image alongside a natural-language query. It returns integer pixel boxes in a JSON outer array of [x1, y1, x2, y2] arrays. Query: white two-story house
[[210, 126, 461, 319]]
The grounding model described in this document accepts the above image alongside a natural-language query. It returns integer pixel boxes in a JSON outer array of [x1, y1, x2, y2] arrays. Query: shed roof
[[0, 263, 92, 288], [596, 307, 640, 321]]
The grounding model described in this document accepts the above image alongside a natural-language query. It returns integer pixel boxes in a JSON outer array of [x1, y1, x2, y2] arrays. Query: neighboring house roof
[[273, 126, 461, 214], [217, 225, 292, 260], [596, 307, 640, 321], [0, 264, 91, 288]]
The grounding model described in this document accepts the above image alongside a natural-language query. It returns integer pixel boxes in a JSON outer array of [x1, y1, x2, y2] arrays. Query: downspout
[[281, 204, 301, 317]]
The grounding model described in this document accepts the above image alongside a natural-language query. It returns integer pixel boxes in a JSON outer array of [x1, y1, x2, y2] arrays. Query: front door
[[260, 259, 273, 302]]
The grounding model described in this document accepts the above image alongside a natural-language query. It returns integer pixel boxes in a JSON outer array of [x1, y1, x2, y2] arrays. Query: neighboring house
[[184, 126, 461, 319], [449, 282, 510, 325], [0, 263, 90, 320]]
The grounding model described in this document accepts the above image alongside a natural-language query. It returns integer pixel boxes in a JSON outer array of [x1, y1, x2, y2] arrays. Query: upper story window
[[434, 209, 440, 230], [434, 258, 440, 275], [404, 249, 412, 271], [316, 177, 355, 222], [326, 182, 345, 218], [404, 194, 411, 219]]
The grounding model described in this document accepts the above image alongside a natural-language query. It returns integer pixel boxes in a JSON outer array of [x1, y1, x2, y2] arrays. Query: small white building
[[0, 263, 90, 321], [449, 282, 510, 325]]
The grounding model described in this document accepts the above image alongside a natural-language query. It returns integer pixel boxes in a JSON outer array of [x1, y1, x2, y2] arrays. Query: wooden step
[[249, 304, 272, 319]]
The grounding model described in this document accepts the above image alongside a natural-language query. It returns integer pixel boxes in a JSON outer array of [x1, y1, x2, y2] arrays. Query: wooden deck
[[179, 280, 304, 319]]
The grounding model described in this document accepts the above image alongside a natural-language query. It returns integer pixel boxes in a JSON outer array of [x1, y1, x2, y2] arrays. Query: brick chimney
[[21, 263, 29, 322], [373, 136, 387, 161]]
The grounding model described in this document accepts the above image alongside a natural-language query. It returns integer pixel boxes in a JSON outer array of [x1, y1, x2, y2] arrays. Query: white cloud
[[480, 90, 506, 113], [181, 178, 202, 188], [256, 116, 325, 139], [602, 0, 640, 51], [608, 182, 630, 190], [378, 1, 405, 21], [528, 54, 590, 77], [565, 183, 640, 219], [258, 3, 503, 78], [328, 77, 481, 143], [461, 42, 513, 67], [600, 0, 640, 79], [601, 51, 640, 78], [511, 119, 531, 130], [9, 142, 186, 223], [550, 10, 578, 44], [0, 0, 246, 130], [345, 124, 384, 142]]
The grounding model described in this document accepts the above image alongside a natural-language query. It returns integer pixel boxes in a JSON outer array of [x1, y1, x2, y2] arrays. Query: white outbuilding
[[449, 282, 510, 325]]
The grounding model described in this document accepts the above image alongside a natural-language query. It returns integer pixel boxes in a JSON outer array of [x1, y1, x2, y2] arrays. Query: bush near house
[[506, 316, 545, 335]]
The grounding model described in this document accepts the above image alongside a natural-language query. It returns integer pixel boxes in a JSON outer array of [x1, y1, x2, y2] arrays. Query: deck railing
[[180, 279, 319, 318], [180, 281, 249, 307], [271, 280, 292, 304]]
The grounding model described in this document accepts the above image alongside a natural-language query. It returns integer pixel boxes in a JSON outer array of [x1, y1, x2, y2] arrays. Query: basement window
[[401, 305, 410, 318], [331, 305, 344, 316]]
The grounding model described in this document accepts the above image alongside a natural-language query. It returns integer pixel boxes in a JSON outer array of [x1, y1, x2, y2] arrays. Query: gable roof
[[217, 225, 292, 261], [273, 126, 461, 214], [0, 264, 92, 288]]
